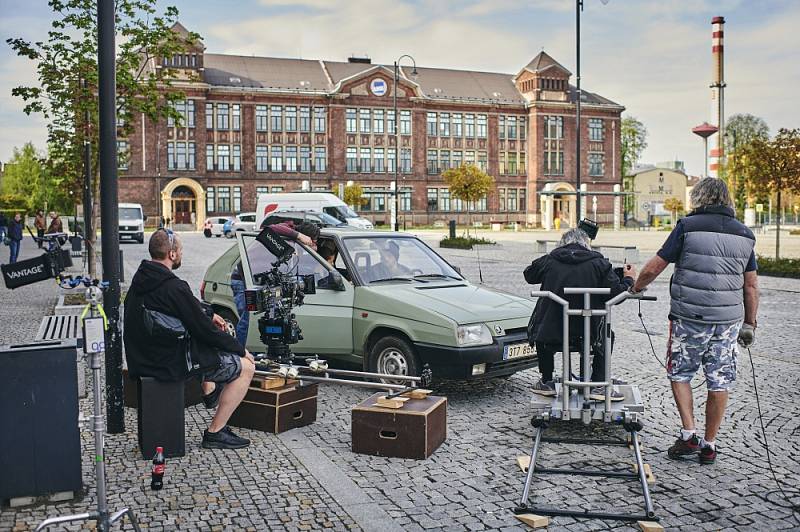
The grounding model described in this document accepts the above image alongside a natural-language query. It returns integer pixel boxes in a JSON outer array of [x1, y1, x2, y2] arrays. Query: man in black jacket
[[524, 228, 637, 400], [124, 229, 256, 450]]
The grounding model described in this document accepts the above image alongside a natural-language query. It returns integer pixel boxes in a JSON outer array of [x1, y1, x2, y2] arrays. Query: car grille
[[121, 225, 138, 231]]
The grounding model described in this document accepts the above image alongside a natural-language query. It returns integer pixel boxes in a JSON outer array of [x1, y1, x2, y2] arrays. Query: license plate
[[503, 342, 534, 360]]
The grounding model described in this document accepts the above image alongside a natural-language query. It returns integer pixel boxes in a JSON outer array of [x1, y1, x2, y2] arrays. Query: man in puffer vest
[[632, 178, 759, 465]]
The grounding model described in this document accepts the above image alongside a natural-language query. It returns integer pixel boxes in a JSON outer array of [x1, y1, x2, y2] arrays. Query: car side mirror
[[143, 214, 148, 222], [327, 270, 346, 291]]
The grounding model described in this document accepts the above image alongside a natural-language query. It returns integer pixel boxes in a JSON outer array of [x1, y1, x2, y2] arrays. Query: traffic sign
[[755, 203, 764, 213]]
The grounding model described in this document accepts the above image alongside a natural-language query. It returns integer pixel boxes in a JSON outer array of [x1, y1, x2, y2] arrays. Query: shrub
[[756, 256, 800, 278], [440, 236, 496, 249]]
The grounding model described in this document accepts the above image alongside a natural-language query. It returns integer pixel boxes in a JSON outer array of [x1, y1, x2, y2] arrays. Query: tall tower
[[708, 16, 726, 178]]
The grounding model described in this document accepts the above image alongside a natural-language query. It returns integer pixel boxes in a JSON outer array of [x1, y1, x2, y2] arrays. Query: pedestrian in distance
[[8, 213, 24, 264], [632, 177, 759, 465], [124, 229, 257, 450], [0, 212, 8, 243], [34, 210, 46, 248]]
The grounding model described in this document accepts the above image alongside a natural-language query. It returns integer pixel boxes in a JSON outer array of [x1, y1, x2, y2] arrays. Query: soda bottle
[[151, 446, 165, 490]]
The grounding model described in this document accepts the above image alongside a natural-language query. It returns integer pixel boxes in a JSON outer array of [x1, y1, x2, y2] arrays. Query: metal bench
[[35, 315, 86, 398]]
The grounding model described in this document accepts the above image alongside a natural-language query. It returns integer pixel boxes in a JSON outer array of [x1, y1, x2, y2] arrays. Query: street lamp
[[393, 54, 418, 231], [575, 0, 609, 222]]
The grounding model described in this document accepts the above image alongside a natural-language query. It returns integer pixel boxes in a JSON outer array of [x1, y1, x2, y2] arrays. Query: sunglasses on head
[[158, 228, 175, 249]]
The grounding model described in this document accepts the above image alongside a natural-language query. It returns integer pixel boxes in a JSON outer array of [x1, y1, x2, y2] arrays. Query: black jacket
[[124, 260, 245, 381], [524, 243, 632, 346], [8, 219, 23, 241]]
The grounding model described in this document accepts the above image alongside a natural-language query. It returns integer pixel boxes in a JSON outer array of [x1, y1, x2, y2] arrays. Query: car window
[[341, 236, 461, 284], [240, 214, 256, 223], [243, 235, 335, 289]]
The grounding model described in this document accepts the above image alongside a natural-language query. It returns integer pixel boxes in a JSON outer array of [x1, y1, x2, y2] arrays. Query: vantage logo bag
[[1, 254, 53, 289]]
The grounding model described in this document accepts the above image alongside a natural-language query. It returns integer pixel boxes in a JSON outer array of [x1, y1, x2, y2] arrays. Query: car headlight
[[456, 324, 493, 347]]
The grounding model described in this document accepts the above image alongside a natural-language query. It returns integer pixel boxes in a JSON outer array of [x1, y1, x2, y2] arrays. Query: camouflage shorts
[[666, 319, 741, 391]]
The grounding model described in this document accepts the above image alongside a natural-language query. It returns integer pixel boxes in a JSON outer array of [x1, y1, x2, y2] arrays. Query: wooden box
[[123, 368, 203, 409], [351, 393, 447, 459], [228, 382, 318, 434]]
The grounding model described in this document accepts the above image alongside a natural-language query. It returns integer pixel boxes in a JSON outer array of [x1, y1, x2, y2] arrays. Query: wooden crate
[[228, 382, 318, 434], [351, 393, 447, 459]]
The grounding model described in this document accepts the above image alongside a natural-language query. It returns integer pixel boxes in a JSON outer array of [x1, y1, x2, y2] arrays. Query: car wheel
[[215, 308, 238, 337], [368, 335, 421, 382]]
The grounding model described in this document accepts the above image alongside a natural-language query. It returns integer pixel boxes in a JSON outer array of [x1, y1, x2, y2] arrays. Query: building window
[[205, 103, 213, 129], [371, 148, 383, 173], [300, 146, 311, 172], [346, 108, 357, 133], [400, 110, 411, 135], [401, 148, 412, 173], [387, 110, 396, 135], [507, 116, 517, 139], [387, 149, 397, 173], [271, 105, 283, 131], [285, 106, 297, 132], [359, 109, 371, 133], [427, 112, 437, 136], [544, 151, 564, 175], [520, 118, 526, 140], [299, 107, 311, 132], [508, 152, 518, 174], [439, 188, 450, 211], [451, 113, 463, 137], [476, 195, 487, 212], [545, 116, 563, 139], [232, 144, 241, 171], [206, 187, 215, 212], [427, 149, 438, 174], [373, 109, 384, 134], [498, 152, 506, 175], [188, 142, 195, 170], [176, 142, 186, 170], [117, 140, 129, 170], [285, 146, 298, 172], [271, 146, 283, 172], [233, 186, 242, 212], [232, 104, 241, 131], [427, 188, 438, 211], [256, 145, 268, 172], [465, 114, 475, 138], [346, 147, 357, 172], [206, 144, 214, 170], [589, 118, 604, 141], [217, 186, 231, 213], [477, 114, 487, 138], [465, 150, 475, 166], [439, 113, 450, 137], [271, 186, 284, 193], [453, 150, 463, 169], [439, 150, 450, 171], [217, 144, 231, 171], [508, 188, 518, 211], [519, 152, 526, 174], [478, 151, 487, 171], [400, 187, 412, 211], [359, 147, 371, 172], [217, 103, 229, 130], [256, 186, 268, 197], [314, 107, 326, 133], [589, 152, 604, 176], [167, 142, 175, 170], [520, 188, 526, 212], [315, 147, 326, 172], [499, 188, 506, 211], [499, 116, 505, 139]]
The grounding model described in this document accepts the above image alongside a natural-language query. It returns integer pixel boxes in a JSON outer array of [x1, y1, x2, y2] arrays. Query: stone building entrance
[[161, 177, 206, 231]]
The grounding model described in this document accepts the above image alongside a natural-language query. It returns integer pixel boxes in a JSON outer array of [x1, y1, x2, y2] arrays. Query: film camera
[[1, 230, 73, 289], [244, 226, 316, 363]]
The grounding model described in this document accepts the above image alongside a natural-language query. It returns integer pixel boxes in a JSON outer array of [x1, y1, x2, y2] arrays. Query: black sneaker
[[532, 379, 556, 397], [667, 434, 700, 459], [202, 383, 224, 409], [202, 426, 250, 449], [699, 445, 717, 465]]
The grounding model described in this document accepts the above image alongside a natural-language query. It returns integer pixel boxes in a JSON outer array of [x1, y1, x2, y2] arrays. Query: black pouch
[[142, 308, 193, 373]]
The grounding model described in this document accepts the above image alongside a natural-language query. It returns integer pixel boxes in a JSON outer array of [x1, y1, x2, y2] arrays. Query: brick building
[[119, 23, 624, 230]]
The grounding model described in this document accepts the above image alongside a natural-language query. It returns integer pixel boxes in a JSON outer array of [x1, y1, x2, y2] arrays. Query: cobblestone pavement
[[2, 231, 799, 531]]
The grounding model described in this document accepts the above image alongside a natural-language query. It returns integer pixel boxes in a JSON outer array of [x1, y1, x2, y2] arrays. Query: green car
[[200, 229, 537, 379]]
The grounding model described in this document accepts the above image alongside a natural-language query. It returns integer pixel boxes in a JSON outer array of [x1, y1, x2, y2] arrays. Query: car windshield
[[315, 211, 347, 226], [242, 234, 333, 288], [341, 236, 462, 284], [119, 208, 141, 220]]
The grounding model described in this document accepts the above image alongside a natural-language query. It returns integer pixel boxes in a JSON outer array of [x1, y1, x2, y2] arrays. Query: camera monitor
[[578, 218, 599, 240]]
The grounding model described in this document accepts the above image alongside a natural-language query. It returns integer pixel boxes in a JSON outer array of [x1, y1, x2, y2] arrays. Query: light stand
[[37, 284, 140, 532], [393, 55, 417, 231]]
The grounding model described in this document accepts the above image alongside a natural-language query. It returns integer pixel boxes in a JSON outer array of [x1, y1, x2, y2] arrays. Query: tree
[[342, 183, 368, 209], [7, 0, 196, 274], [663, 197, 684, 225], [442, 164, 494, 236], [739, 128, 800, 259], [620, 116, 648, 218], [723, 114, 770, 215], [1, 143, 44, 212]]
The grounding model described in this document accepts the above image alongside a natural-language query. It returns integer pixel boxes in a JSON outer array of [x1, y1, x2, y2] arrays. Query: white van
[[256, 192, 373, 229], [119, 203, 146, 243]]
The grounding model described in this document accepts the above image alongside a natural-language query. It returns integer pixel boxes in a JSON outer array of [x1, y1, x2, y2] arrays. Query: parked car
[[225, 212, 257, 237], [262, 210, 350, 229], [204, 216, 232, 237], [256, 192, 373, 229], [201, 229, 537, 380], [119, 203, 146, 243]]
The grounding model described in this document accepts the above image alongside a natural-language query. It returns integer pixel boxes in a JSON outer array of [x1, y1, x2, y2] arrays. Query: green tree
[[723, 114, 770, 215], [620, 116, 648, 217], [739, 128, 800, 259], [442, 164, 494, 236], [1, 143, 44, 212], [342, 183, 368, 209], [7, 0, 196, 274]]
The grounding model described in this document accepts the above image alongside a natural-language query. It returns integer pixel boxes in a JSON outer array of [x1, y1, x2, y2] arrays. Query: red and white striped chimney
[[709, 16, 726, 178]]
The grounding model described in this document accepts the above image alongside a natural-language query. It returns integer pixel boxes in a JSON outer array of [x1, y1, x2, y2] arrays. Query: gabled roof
[[515, 51, 572, 79], [203, 54, 332, 91]]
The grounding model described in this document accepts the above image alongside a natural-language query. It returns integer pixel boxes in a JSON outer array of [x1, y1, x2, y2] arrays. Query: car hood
[[361, 281, 535, 325]]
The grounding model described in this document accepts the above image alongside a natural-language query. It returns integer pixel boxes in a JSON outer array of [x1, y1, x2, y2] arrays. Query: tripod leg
[[631, 429, 656, 519], [110, 508, 142, 532], [35, 513, 93, 531], [517, 424, 544, 509]]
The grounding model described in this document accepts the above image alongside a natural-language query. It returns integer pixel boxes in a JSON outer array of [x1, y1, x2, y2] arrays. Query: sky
[[1, 0, 798, 177]]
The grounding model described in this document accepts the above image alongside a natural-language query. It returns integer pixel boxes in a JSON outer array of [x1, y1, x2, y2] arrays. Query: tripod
[[37, 284, 140, 531]]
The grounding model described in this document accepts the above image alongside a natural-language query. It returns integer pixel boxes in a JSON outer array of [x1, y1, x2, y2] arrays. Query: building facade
[[119, 23, 624, 230], [631, 166, 693, 224]]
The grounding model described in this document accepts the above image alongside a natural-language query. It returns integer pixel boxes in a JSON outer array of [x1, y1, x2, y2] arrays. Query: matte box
[[351, 393, 447, 459], [228, 382, 318, 434]]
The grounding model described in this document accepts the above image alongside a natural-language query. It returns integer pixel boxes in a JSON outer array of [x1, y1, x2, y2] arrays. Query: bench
[[35, 315, 86, 398], [536, 240, 560, 253]]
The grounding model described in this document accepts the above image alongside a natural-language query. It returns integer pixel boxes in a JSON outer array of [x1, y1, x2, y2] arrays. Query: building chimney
[[709, 16, 725, 178], [348, 55, 371, 64]]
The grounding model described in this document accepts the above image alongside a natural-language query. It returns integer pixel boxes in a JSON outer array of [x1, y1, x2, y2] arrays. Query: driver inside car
[[368, 241, 411, 281]]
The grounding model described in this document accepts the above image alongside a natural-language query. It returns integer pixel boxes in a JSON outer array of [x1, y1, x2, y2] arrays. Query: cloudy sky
[[1, 0, 798, 176]]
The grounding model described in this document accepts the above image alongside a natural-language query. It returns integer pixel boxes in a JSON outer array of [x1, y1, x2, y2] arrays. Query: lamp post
[[393, 55, 418, 231]]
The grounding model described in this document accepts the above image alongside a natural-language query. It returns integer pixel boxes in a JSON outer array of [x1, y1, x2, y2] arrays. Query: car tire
[[368, 335, 421, 380], [215, 308, 239, 337], [137, 234, 144, 244]]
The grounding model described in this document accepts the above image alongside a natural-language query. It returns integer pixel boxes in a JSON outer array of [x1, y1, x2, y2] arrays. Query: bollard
[[119, 249, 125, 283], [449, 220, 456, 239]]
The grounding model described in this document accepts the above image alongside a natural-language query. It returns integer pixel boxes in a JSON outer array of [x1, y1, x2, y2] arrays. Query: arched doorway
[[540, 182, 576, 230], [161, 177, 206, 231]]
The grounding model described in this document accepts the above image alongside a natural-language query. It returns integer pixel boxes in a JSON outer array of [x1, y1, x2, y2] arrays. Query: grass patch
[[789, 229, 800, 236], [756, 256, 800, 278], [439, 236, 496, 249], [62, 289, 127, 306]]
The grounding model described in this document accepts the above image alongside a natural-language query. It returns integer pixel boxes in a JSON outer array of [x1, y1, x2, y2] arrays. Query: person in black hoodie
[[124, 229, 256, 449], [524, 228, 637, 400]]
